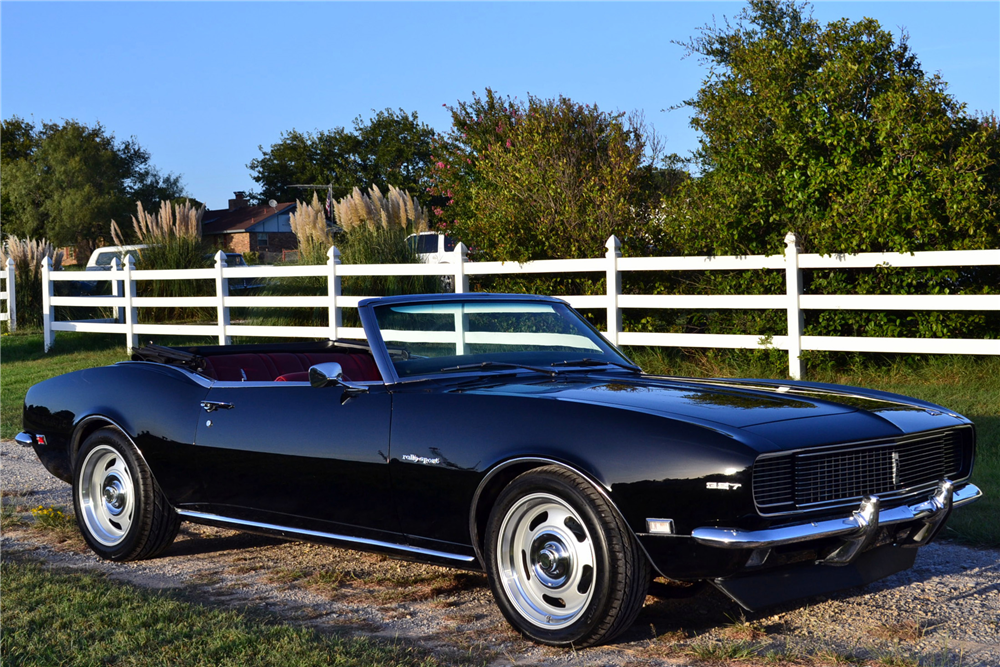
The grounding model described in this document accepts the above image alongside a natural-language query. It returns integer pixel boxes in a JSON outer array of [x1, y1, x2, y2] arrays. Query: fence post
[[453, 243, 469, 293], [110, 257, 123, 323], [42, 257, 54, 351], [5, 257, 15, 332], [123, 254, 139, 352], [327, 246, 341, 340], [214, 250, 231, 346], [784, 232, 804, 380], [605, 236, 622, 346]]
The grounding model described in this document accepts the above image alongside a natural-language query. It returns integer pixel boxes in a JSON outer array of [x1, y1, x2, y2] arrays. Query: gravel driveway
[[3, 438, 998, 666]]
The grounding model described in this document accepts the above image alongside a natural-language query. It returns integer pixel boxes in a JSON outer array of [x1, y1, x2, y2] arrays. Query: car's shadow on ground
[[163, 528, 288, 557]]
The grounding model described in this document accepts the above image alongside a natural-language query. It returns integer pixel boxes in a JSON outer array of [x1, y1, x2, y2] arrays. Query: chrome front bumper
[[692, 480, 981, 562]]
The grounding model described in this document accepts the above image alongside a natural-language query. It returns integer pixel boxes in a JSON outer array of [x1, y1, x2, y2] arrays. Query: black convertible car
[[19, 293, 982, 647]]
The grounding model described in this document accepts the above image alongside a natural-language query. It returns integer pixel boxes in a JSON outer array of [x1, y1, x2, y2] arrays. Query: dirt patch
[[3, 438, 999, 666]]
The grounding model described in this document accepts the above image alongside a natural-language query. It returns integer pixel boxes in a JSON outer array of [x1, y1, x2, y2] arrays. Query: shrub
[[289, 192, 332, 265], [429, 89, 667, 262], [246, 187, 436, 334], [111, 200, 212, 323], [338, 223, 436, 299], [333, 185, 435, 298], [332, 184, 429, 234], [654, 0, 1000, 343], [0, 236, 64, 330]]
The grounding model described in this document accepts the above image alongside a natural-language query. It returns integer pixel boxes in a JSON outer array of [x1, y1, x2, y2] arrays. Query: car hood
[[459, 373, 962, 435]]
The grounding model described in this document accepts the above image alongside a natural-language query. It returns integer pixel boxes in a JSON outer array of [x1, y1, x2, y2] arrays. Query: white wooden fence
[[1, 258, 15, 332], [41, 234, 1000, 379]]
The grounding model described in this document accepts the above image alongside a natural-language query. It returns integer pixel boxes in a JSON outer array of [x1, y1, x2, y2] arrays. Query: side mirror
[[309, 362, 344, 388], [309, 362, 370, 394]]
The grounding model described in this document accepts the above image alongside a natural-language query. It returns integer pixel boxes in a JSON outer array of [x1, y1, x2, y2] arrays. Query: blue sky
[[2, 2, 998, 210]]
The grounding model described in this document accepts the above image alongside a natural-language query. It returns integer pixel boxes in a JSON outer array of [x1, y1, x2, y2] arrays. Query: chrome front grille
[[753, 427, 970, 515]]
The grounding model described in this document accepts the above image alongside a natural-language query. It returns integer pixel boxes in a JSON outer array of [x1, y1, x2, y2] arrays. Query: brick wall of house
[[250, 232, 298, 253], [204, 232, 298, 261], [59, 247, 80, 266], [228, 234, 252, 254], [205, 234, 251, 255]]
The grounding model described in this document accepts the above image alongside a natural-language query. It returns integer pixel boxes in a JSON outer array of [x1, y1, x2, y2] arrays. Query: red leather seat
[[200, 354, 274, 382], [202, 352, 380, 382], [274, 372, 309, 382]]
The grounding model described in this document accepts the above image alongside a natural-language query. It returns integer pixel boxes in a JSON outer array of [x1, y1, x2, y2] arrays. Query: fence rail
[[40, 235, 1000, 379], [1, 258, 15, 332]]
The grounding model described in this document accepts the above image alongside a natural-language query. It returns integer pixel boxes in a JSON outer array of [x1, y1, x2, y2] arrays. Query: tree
[[247, 108, 437, 206], [429, 90, 666, 262], [0, 116, 36, 224], [663, 0, 1000, 256], [1, 117, 185, 255], [655, 0, 1000, 343]]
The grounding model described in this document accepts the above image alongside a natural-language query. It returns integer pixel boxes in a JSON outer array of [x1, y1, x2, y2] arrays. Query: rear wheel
[[484, 466, 651, 647], [73, 427, 180, 561]]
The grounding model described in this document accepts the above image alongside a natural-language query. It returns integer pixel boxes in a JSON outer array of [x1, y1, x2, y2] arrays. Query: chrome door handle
[[201, 401, 234, 413]]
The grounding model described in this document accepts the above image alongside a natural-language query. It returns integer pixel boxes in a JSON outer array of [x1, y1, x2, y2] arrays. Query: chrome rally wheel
[[484, 466, 652, 647], [78, 444, 136, 547], [72, 427, 180, 561], [497, 493, 596, 629]]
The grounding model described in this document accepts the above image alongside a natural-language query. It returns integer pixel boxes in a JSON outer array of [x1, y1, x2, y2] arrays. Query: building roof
[[202, 202, 296, 235]]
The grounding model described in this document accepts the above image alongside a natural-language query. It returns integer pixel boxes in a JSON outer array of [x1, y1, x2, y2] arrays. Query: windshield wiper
[[549, 358, 642, 373], [439, 361, 558, 377]]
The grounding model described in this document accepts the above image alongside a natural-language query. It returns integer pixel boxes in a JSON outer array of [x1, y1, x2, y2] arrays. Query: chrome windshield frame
[[357, 293, 635, 385]]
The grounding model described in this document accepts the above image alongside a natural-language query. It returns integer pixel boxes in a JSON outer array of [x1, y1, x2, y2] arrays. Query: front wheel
[[73, 427, 180, 561], [484, 466, 651, 647]]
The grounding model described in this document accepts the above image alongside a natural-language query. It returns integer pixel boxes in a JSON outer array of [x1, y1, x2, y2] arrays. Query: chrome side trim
[[15, 432, 35, 447], [175, 509, 476, 564], [692, 481, 981, 551]]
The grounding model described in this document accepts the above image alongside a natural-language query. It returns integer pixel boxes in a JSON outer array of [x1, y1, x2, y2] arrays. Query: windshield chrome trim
[[175, 510, 476, 563], [358, 300, 400, 385], [360, 295, 637, 386]]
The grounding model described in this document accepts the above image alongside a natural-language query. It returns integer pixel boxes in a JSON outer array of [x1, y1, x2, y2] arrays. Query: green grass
[[0, 557, 439, 667], [685, 638, 757, 662], [1, 330, 220, 440], [1, 331, 130, 440]]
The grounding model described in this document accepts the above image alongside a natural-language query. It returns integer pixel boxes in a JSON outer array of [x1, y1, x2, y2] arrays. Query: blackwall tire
[[484, 466, 651, 647], [72, 427, 180, 561]]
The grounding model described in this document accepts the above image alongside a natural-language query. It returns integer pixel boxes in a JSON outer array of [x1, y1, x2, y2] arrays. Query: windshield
[[409, 235, 438, 254], [373, 300, 634, 378], [94, 249, 140, 267]]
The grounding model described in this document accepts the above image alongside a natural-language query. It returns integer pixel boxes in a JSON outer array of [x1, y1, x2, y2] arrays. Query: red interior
[[200, 352, 380, 382]]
